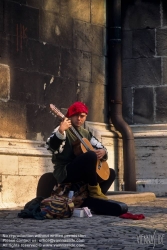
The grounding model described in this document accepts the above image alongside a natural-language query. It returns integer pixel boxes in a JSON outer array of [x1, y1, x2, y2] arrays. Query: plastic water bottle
[[68, 190, 74, 199]]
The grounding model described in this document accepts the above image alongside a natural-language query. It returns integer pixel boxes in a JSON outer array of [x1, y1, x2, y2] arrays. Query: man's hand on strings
[[58, 118, 71, 134], [95, 149, 106, 159]]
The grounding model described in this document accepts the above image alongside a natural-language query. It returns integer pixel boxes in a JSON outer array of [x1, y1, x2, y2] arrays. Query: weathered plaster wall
[[0, 0, 106, 141]]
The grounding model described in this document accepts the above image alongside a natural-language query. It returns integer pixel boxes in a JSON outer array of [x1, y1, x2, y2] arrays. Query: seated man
[[46, 101, 116, 200]]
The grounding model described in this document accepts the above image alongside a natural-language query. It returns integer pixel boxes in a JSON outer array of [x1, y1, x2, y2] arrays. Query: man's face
[[70, 113, 87, 128]]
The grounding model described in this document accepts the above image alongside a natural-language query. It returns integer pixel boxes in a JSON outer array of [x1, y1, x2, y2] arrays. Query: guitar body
[[80, 138, 110, 180]]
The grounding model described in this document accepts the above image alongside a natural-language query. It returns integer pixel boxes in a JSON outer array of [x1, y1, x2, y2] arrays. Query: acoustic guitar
[[50, 104, 110, 180]]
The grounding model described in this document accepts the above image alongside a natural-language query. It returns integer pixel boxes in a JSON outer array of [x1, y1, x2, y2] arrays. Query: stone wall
[[122, 0, 167, 195], [0, 0, 107, 206], [122, 0, 167, 125], [132, 124, 167, 196], [0, 0, 106, 141], [0, 138, 53, 207]]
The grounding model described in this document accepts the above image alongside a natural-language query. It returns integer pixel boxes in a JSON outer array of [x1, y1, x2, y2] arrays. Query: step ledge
[[0, 148, 51, 156], [0, 192, 156, 208], [107, 192, 156, 204]]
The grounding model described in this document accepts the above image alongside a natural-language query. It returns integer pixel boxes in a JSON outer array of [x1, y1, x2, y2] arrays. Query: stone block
[[0, 101, 26, 139], [39, 11, 73, 49], [155, 86, 167, 122], [0, 0, 3, 32], [25, 104, 52, 141], [60, 0, 90, 23], [25, 40, 60, 75], [73, 20, 104, 55], [162, 0, 167, 26], [101, 136, 123, 184], [122, 30, 132, 59], [61, 48, 77, 79], [12, 0, 27, 4], [10, 68, 44, 104], [77, 81, 90, 105], [137, 182, 167, 197], [122, 87, 133, 124], [41, 0, 59, 12], [122, 0, 160, 30], [91, 0, 105, 25], [86, 83, 106, 123], [0, 155, 18, 175], [133, 87, 154, 124], [156, 28, 167, 56], [122, 58, 161, 87], [61, 49, 91, 82], [0, 34, 27, 69], [1, 175, 40, 206], [14, 33, 29, 65], [0, 64, 10, 101], [43, 77, 77, 109], [132, 29, 155, 58], [92, 55, 105, 85], [91, 25, 104, 55], [163, 57, 167, 85], [117, 138, 124, 176], [76, 79, 106, 123], [0, 35, 7, 65], [73, 20, 91, 52], [4, 1, 39, 39], [132, 125, 167, 142], [131, 124, 167, 196], [26, 0, 43, 9], [18, 156, 53, 175], [25, 74, 76, 140], [0, 137, 49, 151], [0, 138, 54, 206], [75, 50, 91, 82], [135, 138, 167, 179]]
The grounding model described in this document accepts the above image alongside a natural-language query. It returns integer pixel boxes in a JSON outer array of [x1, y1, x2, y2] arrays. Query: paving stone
[[0, 198, 167, 249]]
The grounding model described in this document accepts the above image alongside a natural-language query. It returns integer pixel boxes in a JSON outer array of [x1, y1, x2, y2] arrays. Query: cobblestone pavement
[[0, 197, 167, 250]]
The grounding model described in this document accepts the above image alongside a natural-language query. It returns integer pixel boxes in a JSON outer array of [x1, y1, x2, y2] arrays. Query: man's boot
[[88, 183, 108, 200]]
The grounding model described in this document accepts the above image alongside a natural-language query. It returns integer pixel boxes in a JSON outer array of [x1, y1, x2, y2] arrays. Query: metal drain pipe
[[106, 0, 136, 191]]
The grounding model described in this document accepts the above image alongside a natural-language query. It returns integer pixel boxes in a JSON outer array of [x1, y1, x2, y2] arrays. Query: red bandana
[[66, 102, 88, 118], [119, 213, 145, 220]]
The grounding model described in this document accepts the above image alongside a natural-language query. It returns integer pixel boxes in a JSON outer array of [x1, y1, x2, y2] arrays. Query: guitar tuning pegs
[[51, 112, 57, 117], [49, 109, 57, 118]]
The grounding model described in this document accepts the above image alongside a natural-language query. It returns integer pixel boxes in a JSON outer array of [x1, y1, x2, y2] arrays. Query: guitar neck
[[69, 126, 90, 151]]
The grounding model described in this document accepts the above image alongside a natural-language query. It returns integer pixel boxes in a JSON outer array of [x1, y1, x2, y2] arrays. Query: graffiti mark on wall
[[16, 24, 27, 52]]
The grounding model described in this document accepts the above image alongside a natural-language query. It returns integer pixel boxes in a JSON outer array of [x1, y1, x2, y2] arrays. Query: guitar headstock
[[50, 104, 65, 119]]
